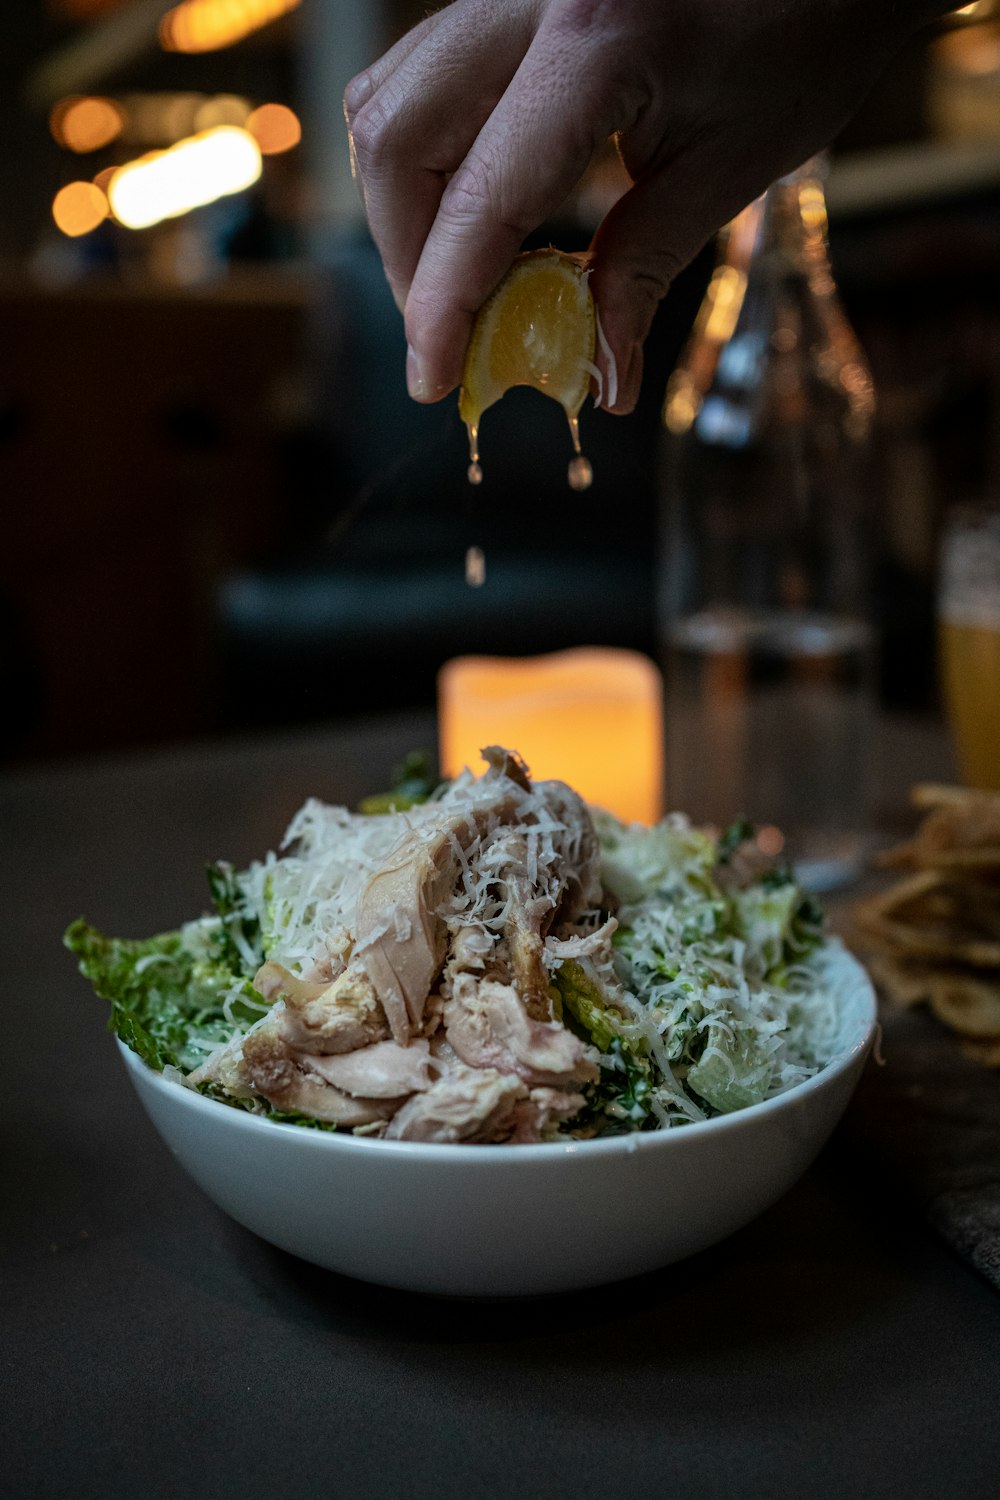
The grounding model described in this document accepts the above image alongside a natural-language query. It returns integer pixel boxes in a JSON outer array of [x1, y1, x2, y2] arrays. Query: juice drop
[[566, 413, 593, 491], [466, 423, 482, 486], [568, 454, 593, 491], [465, 545, 486, 587]]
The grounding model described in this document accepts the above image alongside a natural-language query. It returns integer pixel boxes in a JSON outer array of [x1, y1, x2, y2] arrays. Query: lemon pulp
[[458, 248, 596, 489]]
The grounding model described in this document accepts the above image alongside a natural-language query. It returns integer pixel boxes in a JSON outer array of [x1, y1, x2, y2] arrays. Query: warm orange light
[[118, 92, 253, 147], [701, 263, 747, 343], [92, 165, 117, 196], [107, 126, 262, 230], [246, 102, 302, 155], [160, 0, 300, 54], [756, 825, 786, 858], [438, 648, 664, 825], [195, 94, 254, 131], [52, 181, 109, 237], [50, 96, 124, 153]]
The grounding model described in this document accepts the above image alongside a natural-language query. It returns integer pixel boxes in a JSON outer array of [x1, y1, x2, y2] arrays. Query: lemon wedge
[[458, 248, 598, 490]]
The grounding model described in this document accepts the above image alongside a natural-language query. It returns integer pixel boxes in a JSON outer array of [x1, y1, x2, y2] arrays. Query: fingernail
[[406, 345, 429, 401]]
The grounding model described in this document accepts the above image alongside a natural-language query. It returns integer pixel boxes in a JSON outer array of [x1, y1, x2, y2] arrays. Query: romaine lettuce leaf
[[64, 919, 243, 1071], [686, 1026, 773, 1113]]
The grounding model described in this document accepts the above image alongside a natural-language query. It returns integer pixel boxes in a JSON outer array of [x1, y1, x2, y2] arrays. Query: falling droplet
[[565, 411, 593, 489], [567, 454, 593, 491], [465, 545, 486, 587], [466, 422, 482, 485]]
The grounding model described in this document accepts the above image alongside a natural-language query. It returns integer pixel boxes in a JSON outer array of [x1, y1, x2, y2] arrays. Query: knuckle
[[342, 69, 373, 121], [438, 160, 530, 244], [348, 93, 394, 173]]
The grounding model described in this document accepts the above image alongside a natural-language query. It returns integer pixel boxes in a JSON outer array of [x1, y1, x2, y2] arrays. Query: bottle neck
[[735, 156, 833, 281]]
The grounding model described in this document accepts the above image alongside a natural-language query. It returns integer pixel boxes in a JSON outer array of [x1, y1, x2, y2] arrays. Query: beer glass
[[938, 507, 1000, 791]]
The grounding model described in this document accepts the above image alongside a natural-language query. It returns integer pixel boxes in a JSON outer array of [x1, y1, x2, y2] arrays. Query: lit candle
[[438, 647, 664, 824]]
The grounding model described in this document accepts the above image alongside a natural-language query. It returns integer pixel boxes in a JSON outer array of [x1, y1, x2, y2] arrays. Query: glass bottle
[[658, 156, 877, 890]]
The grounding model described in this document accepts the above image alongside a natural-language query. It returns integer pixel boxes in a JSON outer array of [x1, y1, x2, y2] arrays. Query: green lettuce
[[552, 960, 653, 1130], [686, 1027, 774, 1113], [64, 918, 243, 1072]]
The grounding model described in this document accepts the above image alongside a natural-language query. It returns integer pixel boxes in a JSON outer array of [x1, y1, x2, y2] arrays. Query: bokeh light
[[50, 96, 125, 153], [92, 165, 117, 196], [52, 181, 109, 237], [107, 125, 262, 230], [756, 825, 786, 858], [160, 0, 301, 54], [246, 103, 301, 155], [195, 94, 254, 131]]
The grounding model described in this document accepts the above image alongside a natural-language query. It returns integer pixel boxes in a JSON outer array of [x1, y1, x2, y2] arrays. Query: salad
[[66, 746, 842, 1145]]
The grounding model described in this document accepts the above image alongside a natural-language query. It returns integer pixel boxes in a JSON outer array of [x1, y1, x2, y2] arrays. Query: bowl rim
[[118, 939, 876, 1166]]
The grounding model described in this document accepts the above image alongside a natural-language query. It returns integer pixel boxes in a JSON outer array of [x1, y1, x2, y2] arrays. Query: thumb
[[589, 150, 761, 414]]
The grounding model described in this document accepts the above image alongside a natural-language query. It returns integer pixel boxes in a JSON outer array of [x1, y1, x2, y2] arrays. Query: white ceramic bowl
[[119, 941, 875, 1297]]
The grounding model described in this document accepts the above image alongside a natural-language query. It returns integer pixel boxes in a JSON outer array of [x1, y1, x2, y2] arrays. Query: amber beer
[[939, 618, 1000, 790], [938, 512, 1000, 792]]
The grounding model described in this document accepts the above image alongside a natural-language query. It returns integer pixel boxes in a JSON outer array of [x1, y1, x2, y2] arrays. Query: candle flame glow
[[438, 648, 664, 825]]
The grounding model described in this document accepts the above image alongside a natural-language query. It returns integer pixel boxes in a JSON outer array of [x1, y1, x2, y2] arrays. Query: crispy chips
[[854, 784, 1000, 1065]]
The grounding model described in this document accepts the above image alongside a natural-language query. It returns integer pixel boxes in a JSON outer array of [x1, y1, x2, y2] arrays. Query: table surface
[[4, 711, 999, 1500]]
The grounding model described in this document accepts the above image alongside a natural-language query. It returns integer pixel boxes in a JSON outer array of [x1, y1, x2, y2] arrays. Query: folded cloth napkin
[[847, 1000, 1000, 1290]]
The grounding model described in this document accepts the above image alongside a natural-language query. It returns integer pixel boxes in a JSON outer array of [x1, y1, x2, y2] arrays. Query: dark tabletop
[[3, 711, 999, 1500]]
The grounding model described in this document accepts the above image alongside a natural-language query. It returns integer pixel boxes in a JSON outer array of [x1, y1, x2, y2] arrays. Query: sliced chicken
[[254, 961, 389, 1054], [508, 1087, 588, 1144], [385, 1064, 529, 1143], [240, 1029, 400, 1127], [489, 831, 554, 1018], [444, 973, 599, 1088], [306, 1038, 436, 1099], [354, 778, 525, 1044], [354, 824, 456, 1045], [191, 746, 613, 1144], [481, 744, 531, 791]]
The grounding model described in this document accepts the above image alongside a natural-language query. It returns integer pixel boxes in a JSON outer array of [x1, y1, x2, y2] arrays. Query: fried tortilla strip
[[865, 952, 936, 1009], [875, 842, 1000, 873], [910, 783, 981, 810], [912, 791, 1000, 853], [874, 839, 923, 871], [854, 870, 1000, 968], [927, 974, 1000, 1039], [961, 1036, 1000, 1068], [915, 847, 1000, 871]]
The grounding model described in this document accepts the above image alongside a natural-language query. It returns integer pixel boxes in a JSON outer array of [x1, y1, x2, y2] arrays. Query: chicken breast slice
[[444, 973, 599, 1088], [254, 961, 389, 1054], [354, 780, 525, 1044], [240, 1029, 401, 1127], [385, 1063, 587, 1144], [385, 1064, 529, 1143], [306, 1038, 436, 1099]]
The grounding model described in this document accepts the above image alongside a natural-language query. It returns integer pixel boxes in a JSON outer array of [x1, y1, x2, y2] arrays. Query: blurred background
[[2, 0, 999, 765]]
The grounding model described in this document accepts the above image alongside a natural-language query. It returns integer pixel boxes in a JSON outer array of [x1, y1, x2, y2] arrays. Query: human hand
[[345, 0, 954, 414]]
